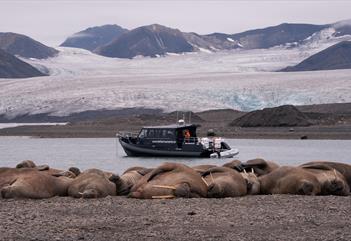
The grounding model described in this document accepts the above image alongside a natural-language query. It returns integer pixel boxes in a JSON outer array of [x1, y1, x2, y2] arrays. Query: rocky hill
[[60, 24, 128, 51], [0, 32, 58, 59], [230, 105, 312, 127], [95, 24, 194, 58], [0, 49, 46, 78], [281, 41, 351, 71]]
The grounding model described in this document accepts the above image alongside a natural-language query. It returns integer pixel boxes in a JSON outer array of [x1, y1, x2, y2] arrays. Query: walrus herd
[[0, 159, 350, 199]]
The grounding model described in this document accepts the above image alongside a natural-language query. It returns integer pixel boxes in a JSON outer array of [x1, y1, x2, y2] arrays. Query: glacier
[[1, 32, 351, 118]]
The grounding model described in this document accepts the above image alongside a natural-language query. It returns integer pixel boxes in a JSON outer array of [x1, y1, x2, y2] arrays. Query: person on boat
[[184, 129, 191, 143]]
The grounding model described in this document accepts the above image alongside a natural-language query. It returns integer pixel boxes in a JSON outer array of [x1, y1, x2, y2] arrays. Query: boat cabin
[[136, 124, 200, 148]]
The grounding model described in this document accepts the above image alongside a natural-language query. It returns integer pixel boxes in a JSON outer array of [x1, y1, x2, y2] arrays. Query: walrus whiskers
[[151, 195, 175, 199], [152, 185, 176, 190]]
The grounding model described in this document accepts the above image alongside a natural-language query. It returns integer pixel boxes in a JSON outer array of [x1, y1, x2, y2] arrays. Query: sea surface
[[0, 137, 350, 174]]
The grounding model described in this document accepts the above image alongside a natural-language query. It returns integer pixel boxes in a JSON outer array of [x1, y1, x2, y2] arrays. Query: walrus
[[222, 160, 244, 172], [259, 166, 322, 195], [129, 163, 208, 199], [201, 166, 248, 198], [116, 166, 153, 195], [67, 169, 118, 198], [241, 158, 280, 176], [300, 163, 350, 196], [300, 161, 351, 192], [0, 168, 73, 199], [15, 160, 78, 178], [191, 164, 217, 175]]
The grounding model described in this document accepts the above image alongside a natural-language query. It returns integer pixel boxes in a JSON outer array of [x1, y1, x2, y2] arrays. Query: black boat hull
[[119, 138, 211, 157]]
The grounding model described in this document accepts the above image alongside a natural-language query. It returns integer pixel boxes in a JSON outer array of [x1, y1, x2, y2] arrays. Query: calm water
[[0, 137, 350, 174]]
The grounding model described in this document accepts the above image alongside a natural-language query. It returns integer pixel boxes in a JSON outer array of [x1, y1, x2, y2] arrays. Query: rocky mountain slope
[[0, 49, 46, 78], [60, 24, 128, 51], [95, 24, 194, 58], [0, 32, 58, 59], [61, 19, 351, 58], [281, 41, 351, 71]]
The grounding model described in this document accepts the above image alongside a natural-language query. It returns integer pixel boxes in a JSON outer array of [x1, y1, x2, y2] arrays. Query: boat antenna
[[183, 113, 185, 124], [189, 111, 191, 124], [176, 111, 179, 124]]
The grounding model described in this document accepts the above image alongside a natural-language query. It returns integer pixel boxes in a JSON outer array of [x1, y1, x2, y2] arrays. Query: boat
[[117, 120, 239, 158]]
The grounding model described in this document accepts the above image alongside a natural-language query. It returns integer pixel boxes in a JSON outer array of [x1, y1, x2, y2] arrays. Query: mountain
[[95, 24, 194, 58], [281, 41, 351, 71], [0, 49, 46, 78], [60, 24, 128, 51], [230, 105, 311, 127], [0, 32, 58, 59], [225, 23, 327, 49]]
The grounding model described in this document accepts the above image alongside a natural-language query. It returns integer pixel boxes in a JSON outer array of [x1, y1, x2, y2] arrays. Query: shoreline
[[0, 124, 351, 139], [1, 195, 350, 241]]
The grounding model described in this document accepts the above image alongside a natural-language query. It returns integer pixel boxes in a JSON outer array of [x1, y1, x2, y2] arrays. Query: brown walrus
[[241, 158, 280, 176], [300, 161, 351, 192], [201, 166, 248, 198], [116, 166, 153, 195], [0, 168, 73, 199], [15, 160, 78, 178], [129, 162, 208, 199], [191, 164, 217, 175], [300, 163, 350, 196], [259, 166, 322, 195], [67, 168, 118, 198]]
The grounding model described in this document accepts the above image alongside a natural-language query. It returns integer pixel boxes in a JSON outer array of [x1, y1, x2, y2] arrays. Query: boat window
[[138, 129, 147, 138], [147, 129, 155, 138]]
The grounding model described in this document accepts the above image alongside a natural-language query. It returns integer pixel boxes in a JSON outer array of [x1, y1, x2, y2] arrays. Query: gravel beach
[[1, 195, 350, 241]]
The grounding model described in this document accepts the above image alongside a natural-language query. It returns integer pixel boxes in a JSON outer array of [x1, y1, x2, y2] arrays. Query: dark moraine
[[230, 105, 312, 127]]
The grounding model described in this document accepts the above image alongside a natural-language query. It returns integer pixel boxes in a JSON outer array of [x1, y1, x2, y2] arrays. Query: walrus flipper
[[147, 163, 178, 182], [201, 167, 231, 177], [301, 163, 333, 171]]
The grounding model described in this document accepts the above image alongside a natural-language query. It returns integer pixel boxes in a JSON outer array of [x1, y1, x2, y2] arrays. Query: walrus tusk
[[201, 177, 209, 187], [152, 195, 175, 199], [243, 169, 247, 174], [152, 185, 176, 190], [333, 169, 338, 179], [210, 171, 214, 184], [251, 168, 254, 174]]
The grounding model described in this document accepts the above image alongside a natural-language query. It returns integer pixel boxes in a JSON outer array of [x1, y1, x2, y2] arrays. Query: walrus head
[[207, 183, 223, 198], [16, 160, 36, 169], [241, 169, 260, 195], [69, 167, 81, 176]]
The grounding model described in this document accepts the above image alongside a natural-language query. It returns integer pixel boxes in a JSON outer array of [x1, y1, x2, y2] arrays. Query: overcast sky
[[0, 0, 350, 46]]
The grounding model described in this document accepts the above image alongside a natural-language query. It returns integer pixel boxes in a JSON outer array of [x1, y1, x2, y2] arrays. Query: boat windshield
[[138, 128, 175, 139]]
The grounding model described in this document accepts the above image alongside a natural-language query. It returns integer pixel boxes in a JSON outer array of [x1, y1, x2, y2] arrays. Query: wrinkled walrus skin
[[299, 163, 350, 196], [67, 169, 118, 198], [201, 166, 248, 198], [116, 166, 153, 195], [259, 166, 322, 195], [129, 163, 208, 199], [0, 168, 73, 199], [300, 161, 351, 193]]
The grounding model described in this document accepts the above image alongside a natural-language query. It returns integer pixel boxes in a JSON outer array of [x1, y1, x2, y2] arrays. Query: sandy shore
[[1, 195, 350, 241]]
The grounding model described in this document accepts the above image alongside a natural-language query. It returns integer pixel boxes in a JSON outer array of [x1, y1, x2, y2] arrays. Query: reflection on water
[[0, 137, 350, 174]]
